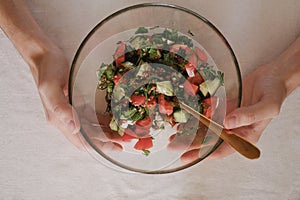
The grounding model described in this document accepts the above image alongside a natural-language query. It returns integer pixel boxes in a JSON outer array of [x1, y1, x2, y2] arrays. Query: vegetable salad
[[97, 27, 224, 155]]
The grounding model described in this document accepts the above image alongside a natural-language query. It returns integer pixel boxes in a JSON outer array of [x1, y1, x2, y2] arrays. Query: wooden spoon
[[179, 102, 260, 159]]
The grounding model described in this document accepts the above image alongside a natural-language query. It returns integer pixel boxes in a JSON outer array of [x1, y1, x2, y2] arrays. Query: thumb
[[39, 83, 80, 135], [223, 98, 281, 129]]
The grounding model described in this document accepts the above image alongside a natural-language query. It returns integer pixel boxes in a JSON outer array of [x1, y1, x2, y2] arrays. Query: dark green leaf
[[135, 27, 149, 34]]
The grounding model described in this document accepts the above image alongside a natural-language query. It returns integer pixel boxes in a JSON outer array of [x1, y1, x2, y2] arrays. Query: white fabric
[[0, 1, 300, 199]]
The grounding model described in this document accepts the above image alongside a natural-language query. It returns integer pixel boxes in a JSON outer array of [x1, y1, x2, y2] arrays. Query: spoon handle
[[179, 102, 260, 159]]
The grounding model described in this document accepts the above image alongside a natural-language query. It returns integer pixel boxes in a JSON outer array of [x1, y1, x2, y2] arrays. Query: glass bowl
[[69, 3, 241, 174]]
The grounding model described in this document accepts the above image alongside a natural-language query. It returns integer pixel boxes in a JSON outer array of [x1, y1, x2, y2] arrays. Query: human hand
[[176, 63, 287, 161], [0, 1, 90, 150], [34, 46, 84, 149], [208, 63, 287, 159], [178, 36, 300, 160]]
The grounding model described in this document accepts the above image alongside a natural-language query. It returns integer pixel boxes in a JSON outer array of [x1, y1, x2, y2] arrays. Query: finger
[[53, 117, 85, 150], [39, 83, 81, 135], [206, 143, 234, 160], [53, 103, 81, 135], [180, 146, 211, 163], [223, 98, 280, 129], [167, 133, 195, 150], [208, 121, 267, 159], [91, 138, 123, 152], [181, 149, 201, 163]]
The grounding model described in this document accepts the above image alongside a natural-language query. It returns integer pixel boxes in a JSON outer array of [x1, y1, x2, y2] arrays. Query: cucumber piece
[[173, 110, 190, 123], [156, 81, 174, 96], [113, 86, 125, 101], [109, 118, 119, 132], [199, 78, 221, 97]]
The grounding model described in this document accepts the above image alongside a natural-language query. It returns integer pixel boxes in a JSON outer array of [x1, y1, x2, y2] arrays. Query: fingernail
[[67, 120, 77, 134], [224, 116, 236, 129]]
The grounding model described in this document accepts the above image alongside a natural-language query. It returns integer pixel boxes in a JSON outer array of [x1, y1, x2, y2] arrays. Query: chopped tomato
[[183, 80, 198, 96], [188, 72, 204, 85], [122, 133, 136, 141], [202, 96, 219, 119], [184, 54, 197, 77], [170, 44, 188, 53], [130, 94, 146, 106], [185, 63, 196, 77], [135, 126, 151, 138], [136, 115, 152, 129], [195, 46, 208, 63], [188, 53, 198, 68], [114, 42, 126, 67], [158, 94, 173, 115], [115, 55, 125, 67], [113, 73, 122, 85], [170, 44, 193, 53], [145, 96, 157, 110], [134, 137, 153, 150]]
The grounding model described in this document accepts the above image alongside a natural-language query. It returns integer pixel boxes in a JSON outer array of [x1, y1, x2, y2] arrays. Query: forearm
[[271, 36, 300, 96], [0, 0, 56, 70]]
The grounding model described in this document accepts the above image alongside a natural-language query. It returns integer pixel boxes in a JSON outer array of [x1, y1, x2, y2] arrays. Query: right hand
[[178, 63, 288, 161]]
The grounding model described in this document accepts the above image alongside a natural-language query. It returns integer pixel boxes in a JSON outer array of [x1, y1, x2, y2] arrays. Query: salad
[[96, 27, 224, 155]]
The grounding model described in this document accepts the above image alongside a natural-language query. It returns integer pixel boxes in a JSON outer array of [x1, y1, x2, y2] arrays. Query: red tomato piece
[[135, 126, 151, 138], [188, 53, 198, 68], [145, 96, 157, 110], [115, 55, 125, 67], [114, 42, 126, 67], [134, 137, 153, 150], [183, 80, 198, 96], [113, 73, 122, 85], [202, 97, 219, 119], [185, 63, 196, 77], [158, 94, 174, 116], [170, 44, 188, 53], [136, 115, 152, 129], [130, 94, 146, 106], [195, 46, 208, 63], [184, 54, 197, 77], [122, 132, 137, 141], [188, 72, 204, 85]]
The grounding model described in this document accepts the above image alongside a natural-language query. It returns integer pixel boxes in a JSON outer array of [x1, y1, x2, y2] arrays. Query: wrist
[[17, 35, 56, 68], [0, 0, 59, 70], [270, 51, 300, 96]]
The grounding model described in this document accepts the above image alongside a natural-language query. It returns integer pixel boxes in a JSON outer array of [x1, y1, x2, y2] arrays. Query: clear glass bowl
[[69, 3, 242, 174]]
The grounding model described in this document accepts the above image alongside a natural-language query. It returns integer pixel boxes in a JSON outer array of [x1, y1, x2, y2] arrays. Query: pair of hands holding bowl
[[33, 35, 300, 161], [30, 43, 297, 161], [1, 0, 300, 161]]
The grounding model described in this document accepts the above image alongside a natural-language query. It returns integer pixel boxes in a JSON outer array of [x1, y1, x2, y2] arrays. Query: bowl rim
[[68, 2, 242, 174]]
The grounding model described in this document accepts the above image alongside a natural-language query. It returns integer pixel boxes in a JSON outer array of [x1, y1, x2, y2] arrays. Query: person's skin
[[181, 36, 300, 161], [210, 35, 300, 159], [0, 0, 84, 149], [1, 1, 299, 159]]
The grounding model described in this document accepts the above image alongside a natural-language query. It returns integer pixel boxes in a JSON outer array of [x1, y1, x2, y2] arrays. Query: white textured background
[[0, 1, 300, 199]]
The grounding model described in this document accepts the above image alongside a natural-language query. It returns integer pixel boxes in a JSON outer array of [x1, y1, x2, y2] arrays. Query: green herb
[[142, 149, 151, 156], [135, 27, 149, 34], [156, 81, 174, 96]]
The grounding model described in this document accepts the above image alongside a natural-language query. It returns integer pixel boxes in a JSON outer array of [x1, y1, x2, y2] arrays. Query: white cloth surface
[[0, 0, 300, 199]]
